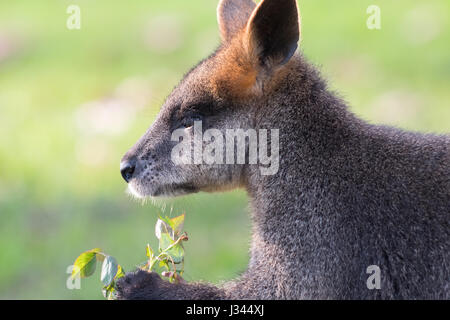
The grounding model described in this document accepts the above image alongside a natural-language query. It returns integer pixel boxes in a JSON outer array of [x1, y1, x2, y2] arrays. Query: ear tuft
[[245, 0, 300, 69], [217, 0, 256, 42]]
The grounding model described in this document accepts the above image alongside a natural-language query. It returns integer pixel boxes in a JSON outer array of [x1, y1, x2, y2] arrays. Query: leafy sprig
[[71, 213, 187, 299]]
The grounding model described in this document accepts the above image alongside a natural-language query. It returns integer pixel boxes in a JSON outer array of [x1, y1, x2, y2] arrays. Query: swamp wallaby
[[117, 0, 449, 299]]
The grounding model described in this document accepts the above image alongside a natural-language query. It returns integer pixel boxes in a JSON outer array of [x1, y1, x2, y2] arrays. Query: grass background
[[0, 0, 448, 299]]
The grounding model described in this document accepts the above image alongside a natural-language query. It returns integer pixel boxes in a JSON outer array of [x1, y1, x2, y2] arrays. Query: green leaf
[[166, 242, 184, 264], [101, 256, 118, 287], [159, 259, 170, 271], [95, 252, 106, 263], [146, 244, 154, 259], [170, 213, 185, 237], [155, 218, 172, 240], [72, 248, 102, 279], [115, 264, 125, 280], [159, 232, 174, 252]]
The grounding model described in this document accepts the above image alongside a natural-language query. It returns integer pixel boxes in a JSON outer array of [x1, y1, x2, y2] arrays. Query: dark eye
[[181, 113, 203, 128]]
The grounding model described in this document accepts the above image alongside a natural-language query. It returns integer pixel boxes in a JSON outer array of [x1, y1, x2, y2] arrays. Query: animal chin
[[126, 182, 147, 199], [127, 180, 198, 199], [154, 183, 199, 197]]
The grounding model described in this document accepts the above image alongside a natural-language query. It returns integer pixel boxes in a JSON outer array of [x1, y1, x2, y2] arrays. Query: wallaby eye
[[180, 113, 203, 128]]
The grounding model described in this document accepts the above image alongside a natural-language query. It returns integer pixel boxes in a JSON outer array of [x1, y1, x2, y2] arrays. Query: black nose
[[120, 159, 136, 183]]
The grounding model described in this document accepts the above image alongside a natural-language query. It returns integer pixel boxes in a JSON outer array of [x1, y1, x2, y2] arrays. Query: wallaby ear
[[245, 0, 300, 69], [217, 0, 256, 42]]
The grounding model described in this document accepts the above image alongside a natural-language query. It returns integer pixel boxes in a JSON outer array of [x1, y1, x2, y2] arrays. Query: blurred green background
[[0, 0, 448, 299]]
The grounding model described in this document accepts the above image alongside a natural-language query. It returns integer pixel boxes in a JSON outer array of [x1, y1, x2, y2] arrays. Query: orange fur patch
[[209, 31, 296, 101], [210, 32, 259, 99], [210, 0, 302, 102]]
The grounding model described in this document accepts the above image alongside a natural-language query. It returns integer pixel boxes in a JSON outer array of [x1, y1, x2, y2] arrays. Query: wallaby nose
[[120, 158, 136, 183]]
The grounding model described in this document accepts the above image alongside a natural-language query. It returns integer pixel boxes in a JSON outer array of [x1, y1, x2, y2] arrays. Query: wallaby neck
[[244, 54, 361, 228]]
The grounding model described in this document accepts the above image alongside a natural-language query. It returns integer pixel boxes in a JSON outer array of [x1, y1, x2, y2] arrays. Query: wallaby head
[[121, 0, 301, 198]]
